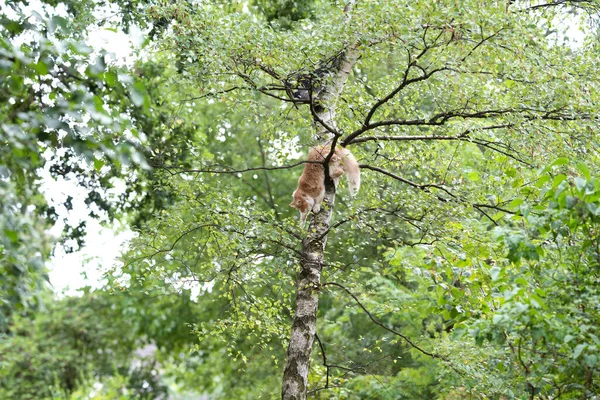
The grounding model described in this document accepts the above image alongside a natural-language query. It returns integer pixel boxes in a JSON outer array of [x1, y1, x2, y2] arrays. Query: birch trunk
[[281, 46, 359, 400]]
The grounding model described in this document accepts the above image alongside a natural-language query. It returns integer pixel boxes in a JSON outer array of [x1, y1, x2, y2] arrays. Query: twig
[[160, 160, 321, 175], [321, 281, 464, 375]]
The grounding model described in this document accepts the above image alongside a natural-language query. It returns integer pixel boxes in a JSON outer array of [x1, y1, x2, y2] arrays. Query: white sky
[[37, 6, 142, 294]]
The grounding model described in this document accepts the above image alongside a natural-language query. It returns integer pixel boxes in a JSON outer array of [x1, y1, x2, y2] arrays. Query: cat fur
[[290, 145, 360, 224]]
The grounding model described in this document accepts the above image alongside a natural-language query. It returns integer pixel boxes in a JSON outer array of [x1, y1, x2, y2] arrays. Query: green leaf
[[574, 177, 586, 192], [94, 158, 105, 171], [70, 41, 93, 55], [103, 71, 118, 86], [564, 335, 576, 344], [509, 198, 523, 208], [466, 171, 480, 181], [8, 75, 24, 92], [130, 88, 144, 107], [535, 175, 551, 188], [573, 344, 586, 359], [49, 16, 68, 32], [129, 82, 147, 107], [89, 56, 106, 75], [28, 257, 44, 271], [490, 266, 501, 281], [552, 174, 567, 187], [33, 61, 48, 75], [4, 229, 18, 244], [566, 196, 578, 209], [577, 162, 591, 180], [551, 157, 569, 167]]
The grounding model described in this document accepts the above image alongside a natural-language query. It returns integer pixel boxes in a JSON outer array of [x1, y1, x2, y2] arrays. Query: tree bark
[[281, 46, 359, 400], [281, 180, 336, 399]]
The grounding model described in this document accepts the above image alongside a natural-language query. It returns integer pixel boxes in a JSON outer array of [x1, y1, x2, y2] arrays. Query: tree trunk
[[281, 180, 336, 399], [281, 46, 359, 400]]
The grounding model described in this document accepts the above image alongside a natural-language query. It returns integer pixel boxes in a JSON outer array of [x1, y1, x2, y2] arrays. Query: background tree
[[0, 290, 169, 399], [0, 0, 154, 329]]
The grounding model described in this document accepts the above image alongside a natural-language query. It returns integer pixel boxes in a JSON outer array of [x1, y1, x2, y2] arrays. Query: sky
[[40, 7, 142, 294]]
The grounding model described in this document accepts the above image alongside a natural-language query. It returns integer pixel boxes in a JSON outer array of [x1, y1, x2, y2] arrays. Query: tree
[[0, 0, 155, 328], [0, 290, 168, 399], [110, 0, 600, 398], [449, 162, 600, 398]]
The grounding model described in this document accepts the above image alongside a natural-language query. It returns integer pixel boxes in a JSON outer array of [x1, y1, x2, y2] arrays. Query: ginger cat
[[290, 145, 360, 224]]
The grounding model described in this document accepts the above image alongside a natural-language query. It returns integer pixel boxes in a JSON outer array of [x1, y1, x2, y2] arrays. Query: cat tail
[[340, 148, 360, 197]]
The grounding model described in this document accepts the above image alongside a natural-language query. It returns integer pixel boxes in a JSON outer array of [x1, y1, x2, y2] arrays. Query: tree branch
[[320, 281, 463, 375], [347, 124, 532, 165], [359, 164, 515, 225], [159, 160, 321, 175], [520, 0, 596, 11]]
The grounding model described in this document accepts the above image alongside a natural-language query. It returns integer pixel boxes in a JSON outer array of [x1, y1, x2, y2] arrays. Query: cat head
[[289, 191, 310, 212]]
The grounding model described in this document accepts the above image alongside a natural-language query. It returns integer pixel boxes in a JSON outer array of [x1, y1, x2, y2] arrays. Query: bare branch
[[308, 86, 342, 138], [348, 125, 532, 165], [159, 160, 321, 175], [124, 223, 219, 269], [362, 64, 450, 128], [320, 281, 463, 375], [359, 164, 455, 202], [351, 26, 505, 143], [359, 164, 515, 225], [343, 105, 596, 147], [343, 108, 514, 145], [460, 27, 504, 63], [183, 86, 242, 101], [519, 0, 596, 11]]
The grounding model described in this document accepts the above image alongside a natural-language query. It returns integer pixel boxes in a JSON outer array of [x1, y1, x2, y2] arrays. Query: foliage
[[253, 0, 317, 28], [456, 165, 600, 398], [2, 0, 600, 398], [0, 0, 152, 326], [110, 0, 600, 397], [111, 0, 600, 397], [0, 291, 167, 399]]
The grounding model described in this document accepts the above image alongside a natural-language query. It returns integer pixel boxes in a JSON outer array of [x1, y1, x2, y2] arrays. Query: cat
[[290, 145, 360, 224]]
